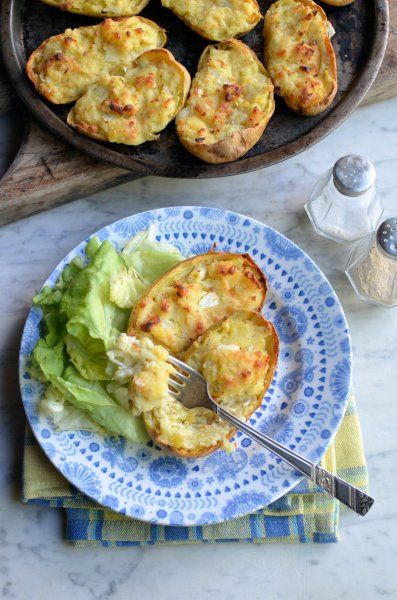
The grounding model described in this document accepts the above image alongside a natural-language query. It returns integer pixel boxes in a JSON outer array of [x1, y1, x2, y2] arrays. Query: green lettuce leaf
[[54, 367, 149, 442], [32, 230, 187, 443], [33, 255, 86, 348], [40, 384, 104, 433], [61, 240, 130, 347], [33, 338, 66, 380], [109, 266, 147, 309], [122, 230, 184, 284], [85, 235, 101, 259], [64, 333, 110, 381]]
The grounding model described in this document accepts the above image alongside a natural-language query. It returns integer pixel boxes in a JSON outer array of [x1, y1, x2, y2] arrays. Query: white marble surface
[[1, 97, 397, 600]]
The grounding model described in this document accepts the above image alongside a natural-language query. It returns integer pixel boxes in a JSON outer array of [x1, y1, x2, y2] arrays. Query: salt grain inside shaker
[[305, 155, 383, 243], [345, 218, 397, 308]]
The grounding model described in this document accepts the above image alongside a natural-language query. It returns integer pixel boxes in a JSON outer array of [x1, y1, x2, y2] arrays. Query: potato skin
[[39, 0, 150, 18], [143, 310, 280, 458], [145, 434, 225, 459], [128, 250, 268, 355], [144, 416, 226, 459], [176, 40, 275, 164], [67, 48, 191, 145], [26, 17, 167, 104], [178, 124, 269, 165], [161, 0, 262, 42], [263, 0, 337, 116]]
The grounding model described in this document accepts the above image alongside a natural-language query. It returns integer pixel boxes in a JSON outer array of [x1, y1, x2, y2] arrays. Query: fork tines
[[167, 356, 190, 396]]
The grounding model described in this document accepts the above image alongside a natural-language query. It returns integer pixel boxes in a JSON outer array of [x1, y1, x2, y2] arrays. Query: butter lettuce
[[33, 338, 66, 380], [122, 229, 184, 284], [58, 367, 149, 441], [32, 256, 85, 348], [64, 333, 110, 381], [32, 231, 185, 443], [60, 240, 130, 350], [40, 384, 104, 433], [38, 366, 149, 442], [109, 266, 147, 309]]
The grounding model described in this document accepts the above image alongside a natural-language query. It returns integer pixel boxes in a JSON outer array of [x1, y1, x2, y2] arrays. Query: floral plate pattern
[[19, 207, 352, 526]]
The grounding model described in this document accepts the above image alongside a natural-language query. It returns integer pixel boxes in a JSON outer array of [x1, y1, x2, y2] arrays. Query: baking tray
[[0, 0, 389, 178]]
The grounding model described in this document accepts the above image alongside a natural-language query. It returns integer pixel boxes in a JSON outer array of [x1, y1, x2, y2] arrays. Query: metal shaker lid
[[333, 155, 376, 197], [377, 218, 397, 258]]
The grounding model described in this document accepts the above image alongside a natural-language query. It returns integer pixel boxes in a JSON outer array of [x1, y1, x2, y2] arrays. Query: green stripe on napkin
[[22, 393, 369, 545]]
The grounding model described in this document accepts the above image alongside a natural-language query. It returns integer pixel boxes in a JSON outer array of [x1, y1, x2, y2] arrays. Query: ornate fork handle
[[215, 405, 374, 516]]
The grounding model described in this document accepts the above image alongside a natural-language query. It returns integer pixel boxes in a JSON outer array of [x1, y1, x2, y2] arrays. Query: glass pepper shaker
[[345, 218, 397, 308], [305, 155, 384, 243]]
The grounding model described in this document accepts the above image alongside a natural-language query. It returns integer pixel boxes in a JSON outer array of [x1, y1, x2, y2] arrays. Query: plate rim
[[18, 206, 353, 526]]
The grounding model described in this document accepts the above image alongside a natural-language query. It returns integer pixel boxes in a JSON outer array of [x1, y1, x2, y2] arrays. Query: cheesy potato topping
[[108, 252, 278, 457], [176, 40, 274, 148], [161, 0, 261, 41], [107, 333, 175, 415], [144, 310, 279, 456], [144, 398, 234, 453], [26, 17, 167, 104], [108, 333, 234, 453], [39, 0, 149, 18], [264, 0, 337, 116], [129, 252, 267, 355], [67, 49, 191, 145], [184, 313, 274, 414]]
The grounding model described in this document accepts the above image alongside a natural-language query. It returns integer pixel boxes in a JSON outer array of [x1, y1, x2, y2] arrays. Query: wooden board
[[0, 1, 396, 226], [362, 1, 397, 106]]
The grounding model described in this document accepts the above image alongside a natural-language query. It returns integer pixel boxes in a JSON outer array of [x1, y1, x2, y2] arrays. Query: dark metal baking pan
[[0, 0, 389, 177]]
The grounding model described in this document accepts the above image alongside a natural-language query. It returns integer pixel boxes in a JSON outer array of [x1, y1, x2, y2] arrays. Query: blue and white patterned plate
[[19, 207, 352, 526]]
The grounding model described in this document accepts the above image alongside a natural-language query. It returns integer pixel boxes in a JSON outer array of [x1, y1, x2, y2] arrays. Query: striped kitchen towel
[[22, 393, 369, 546]]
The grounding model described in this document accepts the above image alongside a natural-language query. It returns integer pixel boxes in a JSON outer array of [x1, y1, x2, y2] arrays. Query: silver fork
[[168, 356, 374, 516]]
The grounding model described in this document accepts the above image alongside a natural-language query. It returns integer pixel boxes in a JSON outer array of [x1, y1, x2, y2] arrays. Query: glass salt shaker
[[345, 218, 397, 308], [305, 155, 384, 243]]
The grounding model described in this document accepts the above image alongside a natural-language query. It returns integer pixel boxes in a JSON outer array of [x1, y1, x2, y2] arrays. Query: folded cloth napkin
[[22, 393, 369, 546]]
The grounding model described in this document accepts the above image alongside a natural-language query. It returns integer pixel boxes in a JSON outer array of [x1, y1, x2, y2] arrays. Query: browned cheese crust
[[67, 48, 191, 145], [26, 17, 167, 104], [38, 0, 150, 18], [128, 251, 268, 355], [143, 310, 279, 457], [263, 0, 337, 116], [176, 39, 275, 164], [160, 0, 262, 41]]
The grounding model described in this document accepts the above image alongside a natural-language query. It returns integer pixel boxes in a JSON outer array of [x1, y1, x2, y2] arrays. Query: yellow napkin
[[22, 393, 369, 545]]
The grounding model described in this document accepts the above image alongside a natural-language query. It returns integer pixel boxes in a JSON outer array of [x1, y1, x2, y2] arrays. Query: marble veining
[[1, 97, 397, 599]]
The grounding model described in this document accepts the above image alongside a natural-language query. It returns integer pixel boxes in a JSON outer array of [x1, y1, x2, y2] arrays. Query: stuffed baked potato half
[[67, 48, 191, 145], [128, 250, 268, 354], [143, 310, 279, 458], [176, 39, 275, 164], [38, 0, 150, 18], [160, 0, 262, 41], [263, 0, 337, 116], [26, 17, 167, 104]]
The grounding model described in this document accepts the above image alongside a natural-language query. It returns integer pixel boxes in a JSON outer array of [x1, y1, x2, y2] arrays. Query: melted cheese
[[130, 253, 267, 355], [143, 310, 278, 456], [184, 311, 275, 418], [161, 0, 261, 41], [144, 398, 233, 452], [67, 49, 190, 145], [39, 0, 149, 18], [107, 333, 174, 415], [263, 0, 337, 115], [176, 40, 274, 146], [27, 17, 166, 104]]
